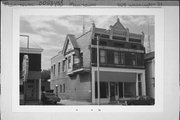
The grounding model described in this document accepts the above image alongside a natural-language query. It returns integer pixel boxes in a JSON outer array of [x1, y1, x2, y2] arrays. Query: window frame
[[100, 49, 107, 64]]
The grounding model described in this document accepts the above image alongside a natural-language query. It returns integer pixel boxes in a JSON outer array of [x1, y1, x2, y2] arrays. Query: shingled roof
[[112, 18, 126, 31]]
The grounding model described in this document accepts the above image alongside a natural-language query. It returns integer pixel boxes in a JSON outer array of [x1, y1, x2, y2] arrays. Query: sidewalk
[[59, 99, 92, 105]]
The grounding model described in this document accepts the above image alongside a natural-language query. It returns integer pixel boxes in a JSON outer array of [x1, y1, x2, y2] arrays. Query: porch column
[[136, 73, 139, 96], [141, 71, 146, 96], [38, 79, 41, 104], [91, 70, 95, 103]]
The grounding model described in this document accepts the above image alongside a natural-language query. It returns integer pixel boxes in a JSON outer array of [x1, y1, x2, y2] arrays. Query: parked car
[[41, 92, 61, 105], [127, 96, 155, 105]]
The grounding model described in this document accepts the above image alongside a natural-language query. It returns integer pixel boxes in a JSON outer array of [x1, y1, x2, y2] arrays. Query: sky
[[20, 15, 154, 70]]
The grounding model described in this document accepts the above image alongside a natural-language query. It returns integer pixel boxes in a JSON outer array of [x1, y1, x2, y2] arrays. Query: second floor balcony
[[67, 62, 90, 75]]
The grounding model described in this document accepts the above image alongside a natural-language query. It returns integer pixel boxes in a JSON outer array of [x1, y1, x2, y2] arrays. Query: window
[[58, 62, 61, 75], [53, 64, 55, 76], [51, 66, 53, 75], [114, 52, 119, 64], [95, 82, 109, 98], [99, 40, 107, 46], [131, 44, 137, 49], [68, 56, 71, 69], [74, 55, 80, 64], [63, 60, 66, 72], [124, 83, 136, 98], [59, 85, 62, 93], [112, 36, 126, 41], [63, 84, 65, 93], [100, 50, 106, 64], [131, 53, 137, 66], [114, 43, 124, 48], [120, 52, 125, 65]]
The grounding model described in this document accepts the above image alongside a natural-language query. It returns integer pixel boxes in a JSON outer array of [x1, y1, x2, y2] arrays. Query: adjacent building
[[20, 37, 43, 105], [145, 52, 155, 98], [50, 18, 146, 104]]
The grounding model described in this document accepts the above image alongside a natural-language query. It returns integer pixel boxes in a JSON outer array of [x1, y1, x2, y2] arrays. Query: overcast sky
[[20, 15, 154, 70]]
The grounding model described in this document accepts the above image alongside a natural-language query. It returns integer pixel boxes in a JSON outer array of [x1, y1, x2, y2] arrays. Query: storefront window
[[124, 83, 136, 98], [95, 82, 109, 98]]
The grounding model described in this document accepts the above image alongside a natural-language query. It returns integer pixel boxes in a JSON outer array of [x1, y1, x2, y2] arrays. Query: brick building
[[20, 37, 43, 104], [50, 18, 146, 104]]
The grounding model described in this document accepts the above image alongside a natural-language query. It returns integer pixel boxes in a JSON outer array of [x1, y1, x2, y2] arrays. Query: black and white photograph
[[1, 4, 179, 120], [19, 15, 155, 106]]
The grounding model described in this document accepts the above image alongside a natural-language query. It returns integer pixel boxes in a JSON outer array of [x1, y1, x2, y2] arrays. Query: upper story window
[[62, 60, 66, 72], [114, 52, 119, 64], [131, 44, 137, 49], [114, 42, 124, 48], [58, 62, 61, 75], [100, 49, 106, 64], [53, 64, 56, 76], [129, 38, 141, 43], [51, 66, 53, 75], [112, 36, 126, 41], [68, 56, 71, 69], [131, 53, 137, 66], [73, 55, 80, 64], [120, 52, 125, 65], [99, 40, 107, 46]]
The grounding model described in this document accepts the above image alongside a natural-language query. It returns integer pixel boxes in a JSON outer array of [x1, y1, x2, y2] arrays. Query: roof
[[112, 18, 126, 31], [94, 28, 106, 33], [20, 36, 42, 49], [68, 34, 78, 48], [62, 34, 79, 55]]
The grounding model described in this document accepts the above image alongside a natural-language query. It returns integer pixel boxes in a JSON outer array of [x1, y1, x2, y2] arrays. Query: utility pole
[[82, 16, 85, 34], [97, 35, 100, 105]]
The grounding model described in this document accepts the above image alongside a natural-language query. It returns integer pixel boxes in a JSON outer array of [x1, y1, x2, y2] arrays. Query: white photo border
[[12, 7, 164, 112]]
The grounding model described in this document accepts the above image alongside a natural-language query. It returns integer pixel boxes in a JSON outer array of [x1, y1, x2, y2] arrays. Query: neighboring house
[[51, 18, 146, 104], [20, 37, 43, 105], [145, 52, 155, 98]]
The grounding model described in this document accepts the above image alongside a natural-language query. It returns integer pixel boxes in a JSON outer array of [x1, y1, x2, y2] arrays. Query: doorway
[[119, 82, 123, 98], [110, 82, 116, 101]]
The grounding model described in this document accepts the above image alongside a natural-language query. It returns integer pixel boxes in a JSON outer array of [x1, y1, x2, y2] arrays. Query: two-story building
[[20, 37, 43, 105], [50, 18, 146, 104]]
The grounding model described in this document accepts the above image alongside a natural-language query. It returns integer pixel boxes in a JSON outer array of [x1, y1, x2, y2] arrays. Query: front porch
[[91, 67, 146, 104]]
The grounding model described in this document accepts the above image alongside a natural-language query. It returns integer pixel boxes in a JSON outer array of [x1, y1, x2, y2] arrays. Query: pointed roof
[[112, 18, 126, 31], [62, 34, 79, 55]]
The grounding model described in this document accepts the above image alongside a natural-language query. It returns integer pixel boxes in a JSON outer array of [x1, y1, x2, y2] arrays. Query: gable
[[112, 18, 126, 31], [65, 39, 74, 54]]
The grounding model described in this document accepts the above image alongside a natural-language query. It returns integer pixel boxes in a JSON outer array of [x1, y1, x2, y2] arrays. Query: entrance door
[[110, 82, 116, 101], [119, 82, 123, 98], [26, 80, 37, 101], [26, 85, 36, 100]]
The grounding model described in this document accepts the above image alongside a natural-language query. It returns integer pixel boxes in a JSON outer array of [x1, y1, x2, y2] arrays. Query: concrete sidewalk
[[58, 99, 92, 105]]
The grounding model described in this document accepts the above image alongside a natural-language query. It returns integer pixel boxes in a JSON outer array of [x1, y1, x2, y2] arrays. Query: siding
[[76, 31, 92, 68]]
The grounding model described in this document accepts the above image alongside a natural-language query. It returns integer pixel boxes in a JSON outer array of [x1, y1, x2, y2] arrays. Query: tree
[[41, 69, 50, 82]]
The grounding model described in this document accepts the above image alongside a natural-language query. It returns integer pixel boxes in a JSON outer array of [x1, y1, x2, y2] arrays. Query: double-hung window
[[114, 52, 119, 64], [100, 50, 106, 64]]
